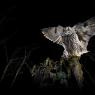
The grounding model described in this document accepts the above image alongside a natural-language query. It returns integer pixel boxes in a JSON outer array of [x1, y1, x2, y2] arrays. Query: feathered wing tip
[[41, 26, 64, 45], [73, 16, 95, 55], [75, 16, 95, 41], [85, 16, 95, 26], [41, 27, 56, 42], [41, 28, 52, 41]]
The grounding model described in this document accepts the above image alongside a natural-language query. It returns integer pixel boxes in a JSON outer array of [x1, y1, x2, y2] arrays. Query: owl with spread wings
[[41, 17, 95, 87], [42, 17, 95, 59]]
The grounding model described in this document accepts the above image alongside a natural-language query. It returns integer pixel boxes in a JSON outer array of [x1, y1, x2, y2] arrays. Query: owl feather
[[42, 17, 95, 58]]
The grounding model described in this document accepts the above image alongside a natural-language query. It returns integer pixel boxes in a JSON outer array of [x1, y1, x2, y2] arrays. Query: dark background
[[0, 1, 95, 92]]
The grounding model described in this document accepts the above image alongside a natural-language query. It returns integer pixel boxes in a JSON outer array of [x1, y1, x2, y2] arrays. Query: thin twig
[[0, 45, 9, 81], [0, 16, 6, 25], [10, 49, 27, 87], [25, 63, 32, 75], [0, 59, 13, 81], [0, 57, 23, 82]]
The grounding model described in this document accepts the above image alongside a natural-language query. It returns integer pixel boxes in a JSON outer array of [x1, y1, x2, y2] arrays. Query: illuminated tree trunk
[[67, 56, 84, 88]]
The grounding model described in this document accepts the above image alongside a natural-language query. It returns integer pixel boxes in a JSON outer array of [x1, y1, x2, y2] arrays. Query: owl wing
[[42, 26, 69, 58], [41, 25, 64, 45], [74, 17, 95, 48]]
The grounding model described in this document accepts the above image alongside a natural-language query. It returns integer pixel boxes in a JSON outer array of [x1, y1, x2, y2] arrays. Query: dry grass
[[0, 46, 84, 88]]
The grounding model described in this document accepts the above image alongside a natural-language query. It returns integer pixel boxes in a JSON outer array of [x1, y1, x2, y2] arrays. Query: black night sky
[[0, 1, 95, 93]]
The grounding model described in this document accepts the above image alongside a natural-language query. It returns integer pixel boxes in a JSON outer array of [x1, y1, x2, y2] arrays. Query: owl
[[41, 17, 95, 87], [41, 17, 95, 59]]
